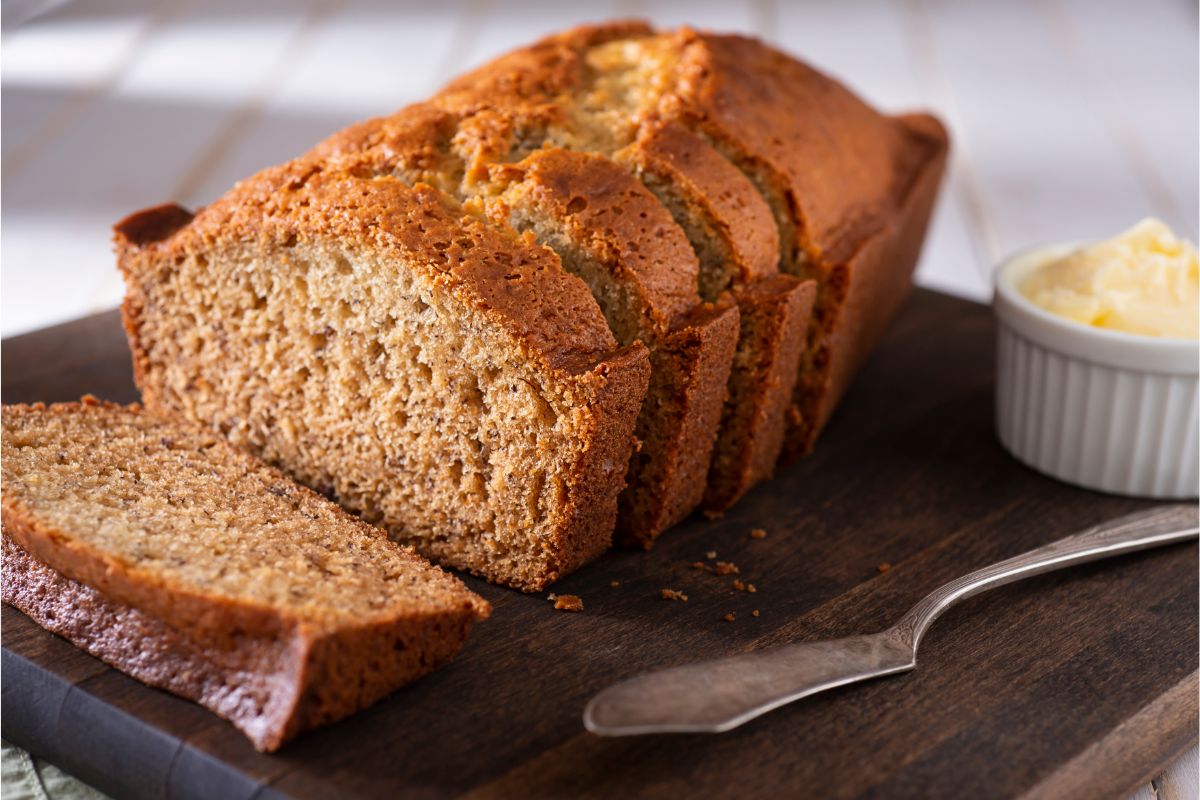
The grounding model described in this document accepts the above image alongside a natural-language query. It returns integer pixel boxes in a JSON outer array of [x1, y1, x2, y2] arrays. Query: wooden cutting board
[[2, 289, 1196, 800]]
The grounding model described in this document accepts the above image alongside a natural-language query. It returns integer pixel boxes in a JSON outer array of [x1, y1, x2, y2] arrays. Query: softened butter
[[1020, 218, 1198, 339]]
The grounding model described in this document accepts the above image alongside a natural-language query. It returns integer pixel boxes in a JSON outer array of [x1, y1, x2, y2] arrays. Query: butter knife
[[584, 504, 1198, 736]]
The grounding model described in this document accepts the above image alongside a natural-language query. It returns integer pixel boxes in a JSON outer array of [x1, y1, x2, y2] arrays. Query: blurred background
[[0, 1, 1197, 796], [2, 0, 1196, 338]]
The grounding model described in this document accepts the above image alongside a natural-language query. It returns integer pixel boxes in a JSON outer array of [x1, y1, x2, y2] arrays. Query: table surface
[[1, 0, 1197, 797]]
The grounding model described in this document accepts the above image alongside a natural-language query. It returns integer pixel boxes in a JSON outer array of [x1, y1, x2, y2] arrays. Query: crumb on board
[[877, 562, 892, 573], [705, 551, 717, 560], [661, 588, 688, 602], [723, 612, 737, 623], [553, 594, 584, 612], [690, 561, 706, 570], [610, 580, 621, 588], [713, 561, 739, 575], [752, 609, 760, 617], [732, 579, 746, 591], [747, 583, 757, 593], [750, 528, 768, 539]]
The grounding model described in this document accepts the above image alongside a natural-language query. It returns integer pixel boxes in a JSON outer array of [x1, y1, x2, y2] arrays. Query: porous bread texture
[[427, 25, 818, 509], [1, 398, 489, 751], [321, 104, 740, 546], [118, 166, 650, 590], [575, 26, 950, 459]]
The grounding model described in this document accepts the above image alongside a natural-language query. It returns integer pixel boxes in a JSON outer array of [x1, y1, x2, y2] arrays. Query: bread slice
[[573, 25, 950, 459], [321, 104, 740, 546], [117, 163, 650, 590], [1, 398, 490, 752], [430, 25, 818, 510]]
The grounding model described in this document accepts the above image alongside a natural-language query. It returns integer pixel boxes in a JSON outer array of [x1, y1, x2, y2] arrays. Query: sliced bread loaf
[[321, 104, 740, 546], [1, 398, 490, 751], [117, 164, 650, 590]]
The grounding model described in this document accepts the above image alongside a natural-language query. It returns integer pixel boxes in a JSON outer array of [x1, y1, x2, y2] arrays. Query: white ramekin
[[993, 243, 1198, 499]]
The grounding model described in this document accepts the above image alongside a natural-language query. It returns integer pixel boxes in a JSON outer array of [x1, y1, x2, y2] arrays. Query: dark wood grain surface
[[2, 289, 1197, 800]]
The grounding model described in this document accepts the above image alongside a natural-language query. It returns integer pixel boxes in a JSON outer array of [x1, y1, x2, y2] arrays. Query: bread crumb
[[732, 579, 746, 591], [713, 561, 739, 576], [752, 609, 760, 617], [690, 561, 707, 570], [750, 528, 768, 539], [547, 593, 557, 601], [553, 594, 584, 612], [661, 588, 688, 602], [747, 583, 757, 593], [877, 562, 892, 573], [705, 551, 717, 560], [723, 612, 736, 622], [610, 580, 620, 588]]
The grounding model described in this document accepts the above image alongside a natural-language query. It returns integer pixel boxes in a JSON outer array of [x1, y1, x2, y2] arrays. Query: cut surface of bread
[[1, 398, 490, 751], [118, 166, 650, 590]]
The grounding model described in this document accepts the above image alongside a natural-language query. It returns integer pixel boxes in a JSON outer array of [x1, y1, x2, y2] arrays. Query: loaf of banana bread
[[116, 22, 947, 584]]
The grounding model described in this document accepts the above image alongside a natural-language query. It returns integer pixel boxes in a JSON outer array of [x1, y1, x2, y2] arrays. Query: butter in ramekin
[[1019, 218, 1198, 339]]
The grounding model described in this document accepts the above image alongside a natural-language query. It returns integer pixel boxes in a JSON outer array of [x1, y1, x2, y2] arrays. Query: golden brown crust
[[435, 20, 652, 110], [313, 102, 463, 194], [113, 203, 195, 246], [621, 119, 778, 286], [782, 114, 949, 458], [3, 537, 476, 752]]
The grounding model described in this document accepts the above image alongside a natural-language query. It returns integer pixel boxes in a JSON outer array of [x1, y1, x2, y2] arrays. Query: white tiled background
[[1, 0, 1197, 795]]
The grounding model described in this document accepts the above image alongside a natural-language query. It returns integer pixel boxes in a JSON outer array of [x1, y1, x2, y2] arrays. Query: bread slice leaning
[[117, 164, 650, 590], [1, 398, 491, 752]]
